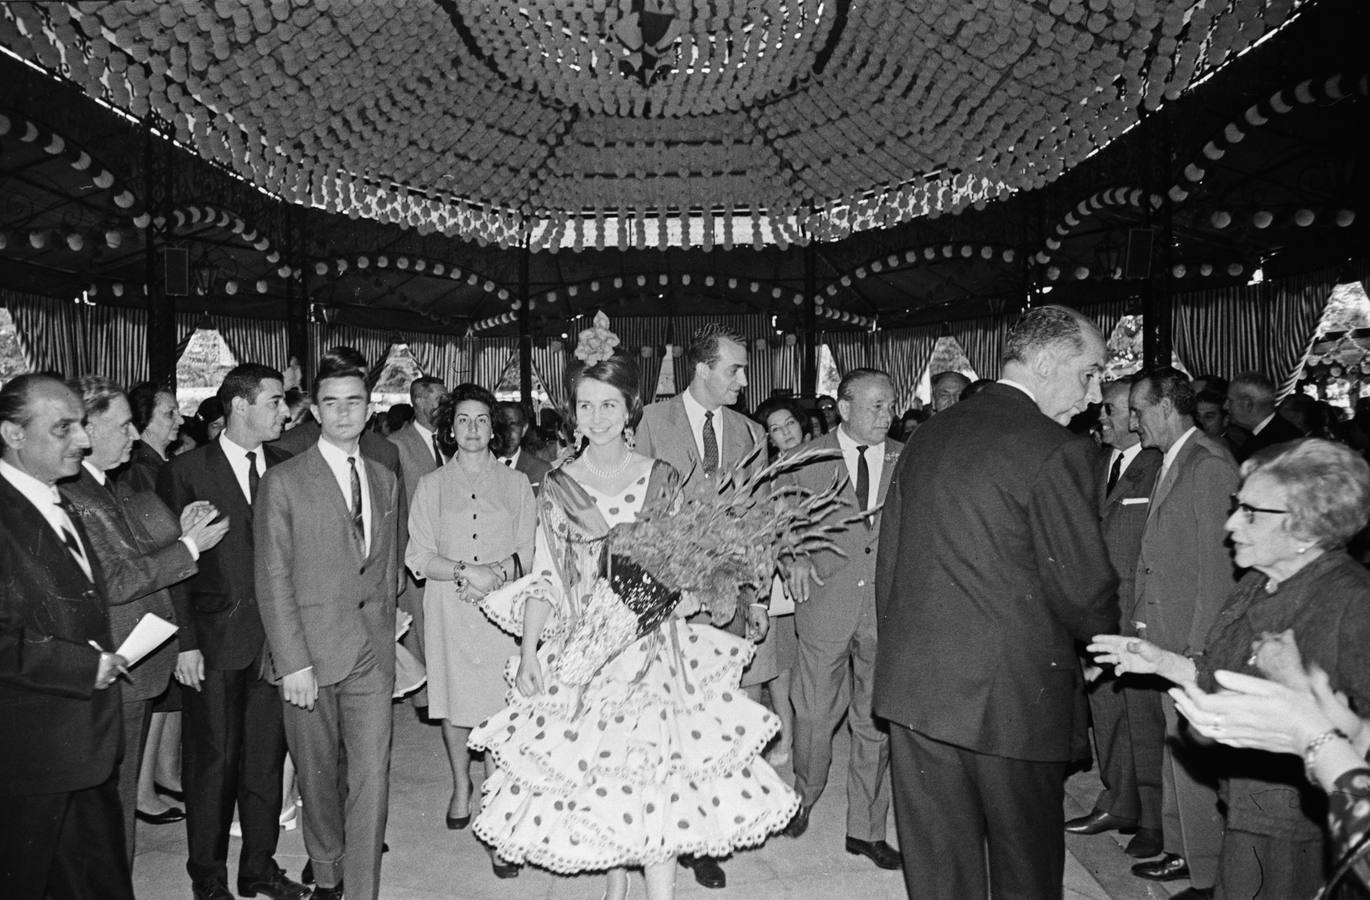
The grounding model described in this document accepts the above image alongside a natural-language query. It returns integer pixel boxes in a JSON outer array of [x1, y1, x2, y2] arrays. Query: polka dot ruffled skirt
[[468, 619, 799, 873]]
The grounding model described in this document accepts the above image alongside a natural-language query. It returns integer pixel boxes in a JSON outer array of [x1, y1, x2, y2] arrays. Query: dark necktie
[[55, 496, 90, 572], [1106, 451, 1123, 495], [503, 457, 513, 467], [432, 432, 444, 466], [246, 450, 260, 502], [348, 456, 365, 549], [855, 445, 871, 513], [701, 410, 719, 474]]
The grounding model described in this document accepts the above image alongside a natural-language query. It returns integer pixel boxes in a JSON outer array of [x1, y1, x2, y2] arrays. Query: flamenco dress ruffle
[[468, 616, 798, 873]]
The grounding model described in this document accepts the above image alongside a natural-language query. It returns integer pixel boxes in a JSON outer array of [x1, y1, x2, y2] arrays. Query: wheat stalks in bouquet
[[554, 446, 866, 684]]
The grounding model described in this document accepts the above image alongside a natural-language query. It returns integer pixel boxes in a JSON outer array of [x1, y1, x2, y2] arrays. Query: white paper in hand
[[114, 613, 178, 667]]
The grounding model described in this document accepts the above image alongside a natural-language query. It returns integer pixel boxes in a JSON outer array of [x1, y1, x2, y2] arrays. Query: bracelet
[[1303, 728, 1349, 782]]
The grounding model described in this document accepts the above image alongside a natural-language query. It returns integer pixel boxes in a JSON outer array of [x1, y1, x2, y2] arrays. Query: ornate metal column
[[143, 113, 176, 386], [518, 240, 533, 406], [802, 241, 818, 395]]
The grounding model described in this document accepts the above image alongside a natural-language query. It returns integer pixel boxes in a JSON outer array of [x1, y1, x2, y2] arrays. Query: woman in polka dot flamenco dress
[[469, 352, 797, 900]]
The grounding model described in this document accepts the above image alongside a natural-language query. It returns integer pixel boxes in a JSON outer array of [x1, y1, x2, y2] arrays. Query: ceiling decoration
[[0, 0, 1304, 251]]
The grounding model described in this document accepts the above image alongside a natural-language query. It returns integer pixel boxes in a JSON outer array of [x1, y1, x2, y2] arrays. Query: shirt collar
[[413, 421, 435, 442], [1254, 412, 1276, 435], [0, 457, 61, 510], [316, 436, 362, 468], [681, 387, 717, 420], [996, 378, 1038, 403], [82, 460, 107, 485], [218, 432, 261, 462], [836, 424, 883, 453], [502, 447, 522, 467], [1162, 426, 1198, 472]]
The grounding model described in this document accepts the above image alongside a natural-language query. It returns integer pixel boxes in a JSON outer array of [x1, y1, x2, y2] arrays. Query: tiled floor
[[132, 710, 1192, 898]]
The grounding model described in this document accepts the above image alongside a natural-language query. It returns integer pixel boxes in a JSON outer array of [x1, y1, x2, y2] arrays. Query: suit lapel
[[666, 396, 700, 470], [363, 456, 389, 562], [1147, 440, 1194, 521], [206, 441, 253, 525]]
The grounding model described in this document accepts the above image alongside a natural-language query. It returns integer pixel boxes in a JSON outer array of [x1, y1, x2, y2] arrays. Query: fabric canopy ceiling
[[0, 0, 1304, 251]]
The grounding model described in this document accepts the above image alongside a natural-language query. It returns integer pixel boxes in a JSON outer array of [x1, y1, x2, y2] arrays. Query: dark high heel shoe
[[446, 811, 471, 830], [491, 858, 520, 879]]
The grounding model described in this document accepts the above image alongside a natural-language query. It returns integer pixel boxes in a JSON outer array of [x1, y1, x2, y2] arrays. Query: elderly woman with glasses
[[1091, 438, 1370, 899]]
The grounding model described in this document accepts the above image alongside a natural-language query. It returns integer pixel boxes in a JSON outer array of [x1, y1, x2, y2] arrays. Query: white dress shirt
[[219, 433, 265, 504], [1105, 442, 1143, 491], [317, 438, 371, 553], [502, 448, 521, 469], [413, 421, 441, 465], [1159, 425, 1198, 486], [835, 425, 885, 512], [681, 388, 723, 466], [1252, 413, 1276, 436], [1, 458, 93, 580], [996, 378, 1038, 403]]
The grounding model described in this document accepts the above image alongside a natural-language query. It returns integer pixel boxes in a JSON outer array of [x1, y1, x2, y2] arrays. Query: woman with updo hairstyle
[[1092, 438, 1370, 898], [123, 381, 183, 492], [470, 323, 797, 900], [406, 382, 536, 877]]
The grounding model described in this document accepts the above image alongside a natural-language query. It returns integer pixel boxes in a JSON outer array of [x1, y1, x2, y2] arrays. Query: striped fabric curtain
[[1171, 268, 1338, 386], [176, 312, 288, 372], [5, 290, 150, 387]]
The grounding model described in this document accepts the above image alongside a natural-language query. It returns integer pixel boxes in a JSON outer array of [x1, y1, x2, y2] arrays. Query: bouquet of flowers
[[554, 446, 863, 684]]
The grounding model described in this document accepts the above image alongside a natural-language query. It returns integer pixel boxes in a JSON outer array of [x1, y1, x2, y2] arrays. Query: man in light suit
[[1065, 377, 1166, 859], [157, 364, 305, 900], [634, 322, 768, 891], [256, 357, 402, 900], [875, 306, 1120, 899], [0, 375, 133, 900], [1125, 368, 1238, 893], [60, 376, 228, 861], [388, 375, 446, 709], [783, 368, 902, 871], [494, 400, 551, 495]]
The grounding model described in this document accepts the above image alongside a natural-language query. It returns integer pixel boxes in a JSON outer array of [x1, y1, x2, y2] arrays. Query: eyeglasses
[[1230, 494, 1289, 523]]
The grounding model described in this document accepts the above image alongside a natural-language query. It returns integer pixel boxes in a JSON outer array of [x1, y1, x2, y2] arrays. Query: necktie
[[347, 456, 365, 549], [246, 450, 260, 502], [701, 411, 719, 474], [54, 496, 91, 575], [855, 445, 871, 512], [1106, 451, 1123, 495], [432, 432, 444, 466]]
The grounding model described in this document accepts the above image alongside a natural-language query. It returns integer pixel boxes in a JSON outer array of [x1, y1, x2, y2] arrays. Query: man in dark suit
[[157, 364, 306, 900], [493, 400, 551, 495], [1125, 368, 1238, 892], [875, 306, 1120, 899], [60, 376, 229, 861], [635, 322, 769, 890], [1227, 371, 1303, 461], [0, 374, 133, 900], [256, 357, 402, 900], [1065, 377, 1166, 859], [271, 347, 401, 478], [783, 368, 902, 870], [388, 375, 446, 710]]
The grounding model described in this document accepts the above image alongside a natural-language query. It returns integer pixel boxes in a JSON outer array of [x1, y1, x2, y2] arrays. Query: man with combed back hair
[[875, 305, 1120, 899], [0, 374, 133, 900]]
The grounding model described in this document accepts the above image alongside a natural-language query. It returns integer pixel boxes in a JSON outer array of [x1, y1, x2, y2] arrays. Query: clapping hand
[[180, 500, 229, 553]]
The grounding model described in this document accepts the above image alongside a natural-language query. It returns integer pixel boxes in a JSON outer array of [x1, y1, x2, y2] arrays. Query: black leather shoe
[[845, 837, 902, 870], [491, 858, 520, 879], [312, 884, 343, 900], [783, 804, 811, 839], [1170, 889, 1214, 899], [300, 861, 313, 885], [680, 855, 726, 889], [190, 879, 233, 900], [154, 780, 186, 802], [238, 864, 310, 899], [1125, 827, 1163, 859], [1064, 808, 1137, 835], [1132, 853, 1189, 881], [135, 806, 185, 825]]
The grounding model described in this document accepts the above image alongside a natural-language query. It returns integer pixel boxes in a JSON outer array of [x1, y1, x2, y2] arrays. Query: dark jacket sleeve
[[156, 459, 199, 652], [1027, 436, 1120, 641]]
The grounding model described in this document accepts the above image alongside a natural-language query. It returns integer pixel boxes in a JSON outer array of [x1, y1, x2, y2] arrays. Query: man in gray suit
[[256, 357, 403, 900], [1126, 368, 1238, 893], [388, 375, 446, 709], [634, 322, 767, 890], [782, 368, 901, 871], [1065, 377, 1165, 859]]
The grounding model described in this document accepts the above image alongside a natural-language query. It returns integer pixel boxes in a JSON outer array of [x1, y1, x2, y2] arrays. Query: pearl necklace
[[581, 448, 632, 480]]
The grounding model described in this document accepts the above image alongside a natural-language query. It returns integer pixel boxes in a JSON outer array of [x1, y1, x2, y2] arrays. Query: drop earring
[[623, 425, 635, 450]]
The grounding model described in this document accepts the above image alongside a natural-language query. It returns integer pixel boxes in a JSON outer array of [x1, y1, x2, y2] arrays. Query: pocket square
[[1120, 497, 1149, 505]]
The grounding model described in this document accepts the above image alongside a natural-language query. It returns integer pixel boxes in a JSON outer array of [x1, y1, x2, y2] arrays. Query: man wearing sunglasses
[[1126, 368, 1239, 896]]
